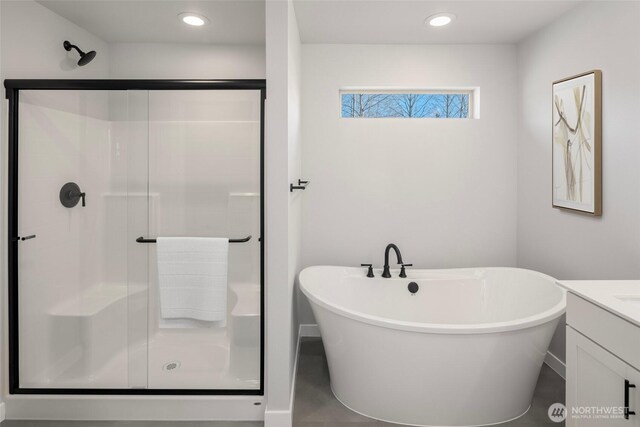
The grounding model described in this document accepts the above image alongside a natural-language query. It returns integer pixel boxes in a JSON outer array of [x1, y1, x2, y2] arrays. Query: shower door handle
[[16, 235, 36, 241]]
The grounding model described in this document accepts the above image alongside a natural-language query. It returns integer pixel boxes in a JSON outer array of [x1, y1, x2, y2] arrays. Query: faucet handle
[[360, 264, 375, 278], [399, 263, 413, 278]]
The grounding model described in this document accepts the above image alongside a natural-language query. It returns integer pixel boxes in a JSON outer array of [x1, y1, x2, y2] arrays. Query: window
[[340, 90, 474, 119]]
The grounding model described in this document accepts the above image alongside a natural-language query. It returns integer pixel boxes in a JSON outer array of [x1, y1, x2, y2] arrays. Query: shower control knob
[[408, 282, 419, 294], [59, 182, 86, 208]]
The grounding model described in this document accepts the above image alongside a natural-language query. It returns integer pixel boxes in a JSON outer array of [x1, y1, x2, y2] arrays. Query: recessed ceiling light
[[178, 12, 210, 27], [426, 13, 456, 27]]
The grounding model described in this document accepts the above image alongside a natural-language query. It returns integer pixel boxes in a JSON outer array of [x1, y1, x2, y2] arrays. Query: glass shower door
[[13, 84, 263, 393], [145, 90, 262, 390], [16, 89, 149, 389]]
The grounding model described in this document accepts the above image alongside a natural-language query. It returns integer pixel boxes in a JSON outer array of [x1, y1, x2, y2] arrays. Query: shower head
[[77, 50, 96, 66], [63, 40, 96, 66]]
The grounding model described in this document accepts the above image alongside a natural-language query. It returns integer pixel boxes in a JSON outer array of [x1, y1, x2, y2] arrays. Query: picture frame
[[552, 70, 602, 216]]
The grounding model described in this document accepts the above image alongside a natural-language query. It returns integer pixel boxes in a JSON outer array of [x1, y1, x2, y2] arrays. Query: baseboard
[[290, 328, 302, 416], [263, 409, 291, 426], [264, 325, 303, 427], [0, 401, 6, 422], [544, 350, 566, 379], [299, 323, 320, 337]]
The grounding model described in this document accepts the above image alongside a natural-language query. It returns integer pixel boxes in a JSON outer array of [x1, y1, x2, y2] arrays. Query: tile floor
[[2, 337, 565, 427]]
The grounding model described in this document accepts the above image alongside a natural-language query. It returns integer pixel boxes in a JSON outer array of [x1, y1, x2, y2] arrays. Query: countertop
[[558, 280, 640, 328]]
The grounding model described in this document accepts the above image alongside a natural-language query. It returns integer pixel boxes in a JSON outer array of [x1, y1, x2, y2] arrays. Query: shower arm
[[63, 41, 85, 56]]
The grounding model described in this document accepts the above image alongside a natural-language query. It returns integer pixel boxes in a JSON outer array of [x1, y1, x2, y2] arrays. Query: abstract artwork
[[552, 70, 602, 215]]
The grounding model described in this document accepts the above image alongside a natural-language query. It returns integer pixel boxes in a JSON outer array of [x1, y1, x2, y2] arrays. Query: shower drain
[[163, 361, 181, 372]]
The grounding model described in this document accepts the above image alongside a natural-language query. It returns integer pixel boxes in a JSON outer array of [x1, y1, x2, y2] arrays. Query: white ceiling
[[37, 0, 265, 44], [38, 0, 580, 46], [293, 0, 582, 44]]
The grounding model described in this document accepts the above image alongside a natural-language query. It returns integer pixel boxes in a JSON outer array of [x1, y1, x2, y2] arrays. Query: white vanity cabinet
[[567, 328, 640, 426], [564, 287, 640, 427]]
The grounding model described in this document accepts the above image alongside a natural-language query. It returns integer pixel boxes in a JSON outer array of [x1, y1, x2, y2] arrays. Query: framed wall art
[[552, 70, 602, 215]]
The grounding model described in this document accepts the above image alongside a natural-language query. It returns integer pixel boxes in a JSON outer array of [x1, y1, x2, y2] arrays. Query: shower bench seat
[[47, 284, 146, 382], [48, 284, 145, 317]]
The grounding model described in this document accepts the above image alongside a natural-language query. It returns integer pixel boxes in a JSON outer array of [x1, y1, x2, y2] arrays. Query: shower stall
[[5, 80, 265, 395]]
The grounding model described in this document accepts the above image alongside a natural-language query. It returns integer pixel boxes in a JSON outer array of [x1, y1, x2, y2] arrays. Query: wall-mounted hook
[[290, 179, 310, 192]]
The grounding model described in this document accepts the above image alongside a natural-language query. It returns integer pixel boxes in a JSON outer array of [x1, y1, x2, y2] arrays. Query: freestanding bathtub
[[299, 266, 566, 427]]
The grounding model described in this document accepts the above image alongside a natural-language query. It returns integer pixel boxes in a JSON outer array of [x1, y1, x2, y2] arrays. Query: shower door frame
[[4, 79, 266, 396]]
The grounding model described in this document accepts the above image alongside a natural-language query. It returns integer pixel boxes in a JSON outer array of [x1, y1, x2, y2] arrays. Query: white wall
[[517, 1, 640, 362], [108, 43, 265, 79], [0, 0, 110, 400], [264, 0, 302, 425], [299, 44, 518, 323], [287, 0, 302, 388], [1, 1, 109, 79]]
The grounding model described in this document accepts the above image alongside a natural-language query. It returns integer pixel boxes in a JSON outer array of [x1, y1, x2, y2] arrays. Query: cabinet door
[[567, 327, 640, 427]]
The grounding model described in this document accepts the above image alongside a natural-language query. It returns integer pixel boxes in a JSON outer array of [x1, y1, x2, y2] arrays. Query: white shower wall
[[16, 89, 262, 390], [18, 90, 125, 386], [147, 90, 261, 288], [145, 91, 262, 389]]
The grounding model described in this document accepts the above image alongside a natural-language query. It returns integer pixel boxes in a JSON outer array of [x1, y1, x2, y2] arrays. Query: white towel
[[156, 237, 229, 328]]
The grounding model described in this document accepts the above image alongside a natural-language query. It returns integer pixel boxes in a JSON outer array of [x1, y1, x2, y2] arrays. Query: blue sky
[[341, 93, 469, 118]]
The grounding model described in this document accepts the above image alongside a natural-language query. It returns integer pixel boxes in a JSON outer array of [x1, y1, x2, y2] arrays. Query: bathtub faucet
[[382, 243, 404, 278]]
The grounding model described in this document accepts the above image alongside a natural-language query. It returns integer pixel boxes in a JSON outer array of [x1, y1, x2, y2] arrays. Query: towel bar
[[136, 235, 251, 244]]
